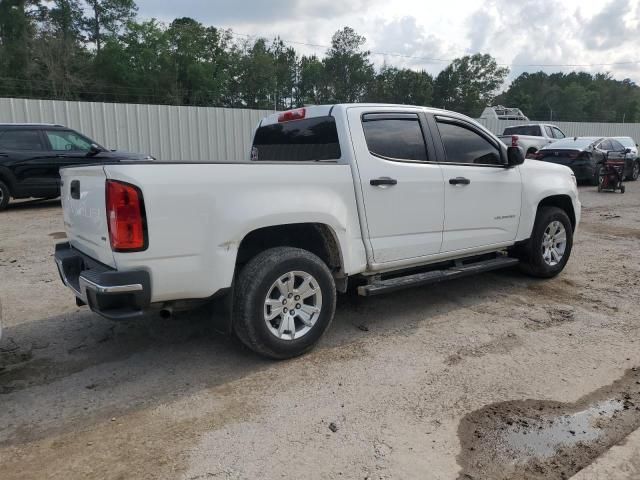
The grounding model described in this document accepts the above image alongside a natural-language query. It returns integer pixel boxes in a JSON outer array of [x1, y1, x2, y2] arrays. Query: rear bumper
[[569, 164, 596, 181], [54, 242, 151, 320]]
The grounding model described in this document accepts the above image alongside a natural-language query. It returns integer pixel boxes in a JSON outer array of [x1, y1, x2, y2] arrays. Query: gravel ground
[[0, 184, 639, 479]]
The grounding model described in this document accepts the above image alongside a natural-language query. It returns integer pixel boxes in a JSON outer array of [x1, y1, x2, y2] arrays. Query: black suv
[[0, 124, 153, 210]]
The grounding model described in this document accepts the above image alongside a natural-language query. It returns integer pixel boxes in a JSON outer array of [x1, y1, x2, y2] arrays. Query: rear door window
[[0, 129, 45, 151], [252, 116, 341, 162], [362, 114, 428, 161]]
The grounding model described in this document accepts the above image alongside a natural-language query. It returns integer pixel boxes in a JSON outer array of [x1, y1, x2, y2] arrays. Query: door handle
[[449, 177, 471, 186], [0, 153, 7, 157], [370, 177, 398, 187], [70, 180, 80, 199]]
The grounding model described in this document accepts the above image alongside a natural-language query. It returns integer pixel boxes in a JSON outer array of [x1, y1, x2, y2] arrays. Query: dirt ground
[[0, 184, 639, 480]]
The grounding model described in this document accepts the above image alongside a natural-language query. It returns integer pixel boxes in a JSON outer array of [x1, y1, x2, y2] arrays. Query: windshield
[[615, 138, 636, 148]]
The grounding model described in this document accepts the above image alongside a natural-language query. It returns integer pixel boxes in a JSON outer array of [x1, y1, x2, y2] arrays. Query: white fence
[[0, 98, 274, 162], [478, 118, 640, 140], [2, 98, 640, 161]]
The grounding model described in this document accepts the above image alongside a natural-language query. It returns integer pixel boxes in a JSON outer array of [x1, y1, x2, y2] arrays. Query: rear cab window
[[252, 116, 341, 162], [503, 125, 541, 136]]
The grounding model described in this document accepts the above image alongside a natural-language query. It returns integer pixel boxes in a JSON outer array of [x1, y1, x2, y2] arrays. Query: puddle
[[458, 368, 640, 480]]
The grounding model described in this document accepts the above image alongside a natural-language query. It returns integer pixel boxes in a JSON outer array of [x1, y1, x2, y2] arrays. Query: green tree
[[368, 66, 433, 106], [83, 0, 137, 52], [323, 27, 374, 102], [235, 38, 277, 108], [297, 55, 329, 105], [496, 71, 640, 122], [33, 0, 88, 98], [0, 0, 38, 95], [271, 38, 298, 110], [164, 17, 232, 105], [433, 53, 508, 116]]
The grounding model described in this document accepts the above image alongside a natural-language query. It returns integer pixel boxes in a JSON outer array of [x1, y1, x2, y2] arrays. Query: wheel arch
[[236, 223, 345, 279], [537, 195, 576, 231], [0, 166, 16, 194]]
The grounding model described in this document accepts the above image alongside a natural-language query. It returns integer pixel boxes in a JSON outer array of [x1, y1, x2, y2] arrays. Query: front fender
[[516, 160, 581, 241]]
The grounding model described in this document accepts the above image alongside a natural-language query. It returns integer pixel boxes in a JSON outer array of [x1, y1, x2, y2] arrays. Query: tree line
[[1, 0, 639, 121]]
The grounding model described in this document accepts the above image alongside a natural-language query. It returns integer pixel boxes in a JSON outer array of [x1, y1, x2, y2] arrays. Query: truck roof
[[260, 104, 469, 127]]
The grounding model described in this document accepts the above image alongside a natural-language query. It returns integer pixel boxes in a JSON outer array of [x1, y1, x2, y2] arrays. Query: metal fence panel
[[478, 118, 640, 141], [4, 98, 640, 161], [0, 98, 274, 162]]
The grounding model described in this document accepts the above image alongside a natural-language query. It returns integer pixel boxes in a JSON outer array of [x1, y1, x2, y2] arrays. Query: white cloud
[[136, 0, 640, 82]]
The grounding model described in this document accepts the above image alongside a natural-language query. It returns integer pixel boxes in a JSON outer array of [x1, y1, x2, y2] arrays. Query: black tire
[[233, 247, 336, 360], [0, 180, 10, 211], [519, 206, 573, 279], [592, 164, 603, 186], [630, 161, 640, 181]]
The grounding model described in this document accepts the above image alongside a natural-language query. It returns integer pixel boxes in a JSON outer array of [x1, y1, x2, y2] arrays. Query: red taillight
[[106, 180, 147, 252], [278, 108, 306, 123], [511, 135, 519, 147]]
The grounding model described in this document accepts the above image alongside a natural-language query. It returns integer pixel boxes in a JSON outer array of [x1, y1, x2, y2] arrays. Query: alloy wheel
[[541, 221, 567, 267], [263, 271, 323, 341]]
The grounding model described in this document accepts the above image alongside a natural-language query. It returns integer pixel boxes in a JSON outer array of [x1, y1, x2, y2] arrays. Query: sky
[[135, 0, 640, 83]]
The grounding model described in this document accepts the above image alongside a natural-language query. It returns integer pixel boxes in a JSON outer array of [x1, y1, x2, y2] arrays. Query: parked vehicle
[[480, 105, 529, 122], [54, 104, 581, 359], [612, 137, 640, 181], [497, 124, 567, 156], [0, 123, 154, 210], [533, 137, 634, 185]]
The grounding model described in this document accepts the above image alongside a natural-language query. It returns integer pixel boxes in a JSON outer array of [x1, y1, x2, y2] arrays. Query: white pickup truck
[[55, 104, 581, 359], [498, 124, 567, 156]]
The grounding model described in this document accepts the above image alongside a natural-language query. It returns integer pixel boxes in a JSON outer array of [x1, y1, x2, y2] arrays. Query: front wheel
[[630, 161, 640, 181], [0, 181, 10, 211], [519, 207, 573, 278], [233, 247, 336, 359]]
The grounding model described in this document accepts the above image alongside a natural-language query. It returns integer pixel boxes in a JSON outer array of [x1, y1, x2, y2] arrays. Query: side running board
[[358, 256, 519, 297]]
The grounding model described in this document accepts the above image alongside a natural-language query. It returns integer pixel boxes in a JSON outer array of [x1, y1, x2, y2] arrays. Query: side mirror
[[507, 146, 525, 167], [87, 143, 102, 157], [624, 148, 632, 154]]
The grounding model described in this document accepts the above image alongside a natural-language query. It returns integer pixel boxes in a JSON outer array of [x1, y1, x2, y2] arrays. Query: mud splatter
[[457, 368, 640, 480]]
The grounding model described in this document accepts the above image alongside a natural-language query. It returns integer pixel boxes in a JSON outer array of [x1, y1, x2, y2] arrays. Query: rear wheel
[[0, 181, 10, 211], [519, 207, 573, 278], [233, 247, 336, 359]]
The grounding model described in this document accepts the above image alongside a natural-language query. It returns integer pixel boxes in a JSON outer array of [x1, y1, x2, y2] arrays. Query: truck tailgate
[[60, 166, 115, 268]]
